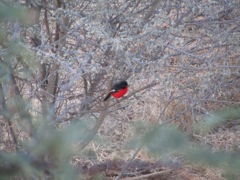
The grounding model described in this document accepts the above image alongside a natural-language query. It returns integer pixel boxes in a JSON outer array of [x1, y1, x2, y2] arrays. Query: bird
[[104, 80, 128, 101]]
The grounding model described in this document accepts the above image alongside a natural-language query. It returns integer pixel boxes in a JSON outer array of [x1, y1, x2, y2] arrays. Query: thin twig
[[106, 81, 159, 110], [43, 0, 52, 44], [116, 143, 145, 180], [78, 79, 112, 150], [166, 45, 205, 61], [68, 81, 159, 115], [126, 169, 172, 180], [0, 83, 18, 152]]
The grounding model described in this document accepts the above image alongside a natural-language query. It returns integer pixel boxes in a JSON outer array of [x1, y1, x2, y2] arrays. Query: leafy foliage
[[0, 3, 82, 179], [132, 109, 240, 178], [199, 106, 240, 133]]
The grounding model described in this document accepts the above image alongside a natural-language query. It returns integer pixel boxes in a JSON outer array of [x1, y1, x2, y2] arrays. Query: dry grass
[[198, 127, 240, 151]]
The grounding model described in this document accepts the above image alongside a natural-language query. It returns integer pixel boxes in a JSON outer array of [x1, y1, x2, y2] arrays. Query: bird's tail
[[103, 93, 111, 101]]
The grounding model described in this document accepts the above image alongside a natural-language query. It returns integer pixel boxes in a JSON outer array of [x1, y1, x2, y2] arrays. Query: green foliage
[[0, 4, 37, 82], [0, 2, 38, 137], [198, 106, 240, 133], [143, 125, 189, 155], [0, 28, 7, 45], [134, 106, 240, 179], [0, 121, 86, 179], [0, 4, 84, 179], [0, 152, 37, 178], [0, 4, 29, 24]]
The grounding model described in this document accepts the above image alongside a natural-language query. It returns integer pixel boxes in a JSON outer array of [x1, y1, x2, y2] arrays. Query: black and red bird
[[104, 80, 128, 101]]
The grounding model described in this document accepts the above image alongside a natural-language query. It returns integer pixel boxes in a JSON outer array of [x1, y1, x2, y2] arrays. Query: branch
[[0, 83, 18, 151], [143, 0, 161, 24], [43, 0, 52, 44], [166, 45, 205, 61], [0, 153, 51, 175], [127, 169, 172, 180], [67, 81, 159, 117], [79, 106, 108, 150], [116, 143, 145, 180]]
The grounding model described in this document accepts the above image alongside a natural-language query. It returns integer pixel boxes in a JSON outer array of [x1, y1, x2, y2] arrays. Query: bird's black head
[[113, 80, 128, 90], [119, 80, 128, 88]]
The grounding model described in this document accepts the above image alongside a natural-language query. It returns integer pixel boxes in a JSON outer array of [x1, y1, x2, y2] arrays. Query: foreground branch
[[127, 169, 172, 180]]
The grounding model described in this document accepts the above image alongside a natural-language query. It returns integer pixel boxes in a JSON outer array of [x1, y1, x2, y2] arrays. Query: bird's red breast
[[111, 87, 128, 98]]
